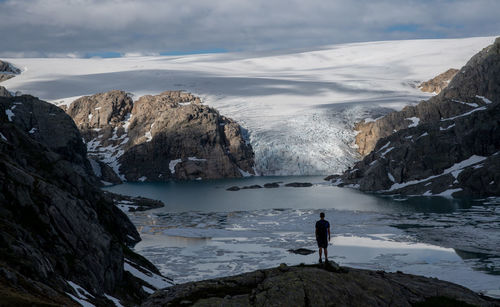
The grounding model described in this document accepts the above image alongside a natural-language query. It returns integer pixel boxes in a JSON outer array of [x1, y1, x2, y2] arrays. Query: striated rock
[[334, 37, 500, 197], [0, 60, 21, 83], [419, 68, 459, 94], [67, 90, 255, 182], [355, 38, 499, 158], [142, 263, 499, 307], [0, 94, 170, 306]]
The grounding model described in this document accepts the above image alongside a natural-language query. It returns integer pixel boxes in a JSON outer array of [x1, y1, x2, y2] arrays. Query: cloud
[[0, 0, 498, 57]]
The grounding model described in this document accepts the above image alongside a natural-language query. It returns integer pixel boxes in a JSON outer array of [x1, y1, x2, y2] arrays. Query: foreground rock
[[0, 60, 21, 82], [66, 90, 255, 183], [0, 94, 171, 306], [334, 37, 500, 197], [142, 263, 499, 307], [419, 68, 459, 94]]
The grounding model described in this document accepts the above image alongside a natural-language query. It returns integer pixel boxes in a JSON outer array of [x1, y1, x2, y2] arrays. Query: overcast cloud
[[0, 0, 498, 57]]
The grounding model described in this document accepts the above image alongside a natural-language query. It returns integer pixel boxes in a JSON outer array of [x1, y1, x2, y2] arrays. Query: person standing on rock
[[315, 212, 331, 263]]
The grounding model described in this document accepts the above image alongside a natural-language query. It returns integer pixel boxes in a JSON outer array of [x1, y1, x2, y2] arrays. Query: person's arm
[[315, 225, 319, 238], [328, 227, 331, 241]]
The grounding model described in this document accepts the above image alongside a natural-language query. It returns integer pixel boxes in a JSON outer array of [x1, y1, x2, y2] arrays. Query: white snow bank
[[442, 106, 487, 121], [440, 123, 455, 131], [169, 159, 182, 174], [5, 109, 14, 121], [124, 261, 172, 289], [66, 280, 95, 307], [406, 117, 420, 128], [452, 99, 479, 108], [104, 294, 124, 307], [476, 95, 492, 104], [388, 155, 487, 191]]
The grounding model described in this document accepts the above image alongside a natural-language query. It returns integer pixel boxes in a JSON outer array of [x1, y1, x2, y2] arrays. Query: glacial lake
[[104, 176, 500, 298]]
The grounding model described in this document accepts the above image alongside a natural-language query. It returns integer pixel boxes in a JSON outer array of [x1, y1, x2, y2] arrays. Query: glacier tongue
[[4, 37, 494, 175]]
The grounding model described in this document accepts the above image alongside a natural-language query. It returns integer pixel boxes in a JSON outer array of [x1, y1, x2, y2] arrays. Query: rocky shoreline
[[330, 37, 500, 197], [142, 262, 499, 306]]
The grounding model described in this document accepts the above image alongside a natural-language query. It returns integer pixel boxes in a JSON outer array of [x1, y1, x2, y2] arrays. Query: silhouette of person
[[315, 212, 330, 263]]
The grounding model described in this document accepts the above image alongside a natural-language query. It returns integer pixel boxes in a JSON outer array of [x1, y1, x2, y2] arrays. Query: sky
[[0, 0, 498, 57]]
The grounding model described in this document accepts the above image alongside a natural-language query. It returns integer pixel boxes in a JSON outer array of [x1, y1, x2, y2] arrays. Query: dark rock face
[[0, 95, 167, 306], [419, 68, 459, 94], [142, 263, 499, 307], [66, 90, 256, 182], [285, 182, 313, 187], [0, 60, 20, 83], [0, 86, 12, 97], [337, 37, 500, 197]]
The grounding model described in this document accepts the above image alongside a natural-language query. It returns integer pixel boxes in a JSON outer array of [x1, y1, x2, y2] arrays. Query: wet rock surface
[[287, 248, 315, 255], [66, 90, 255, 182], [336, 37, 500, 197], [142, 263, 499, 307], [0, 94, 168, 306]]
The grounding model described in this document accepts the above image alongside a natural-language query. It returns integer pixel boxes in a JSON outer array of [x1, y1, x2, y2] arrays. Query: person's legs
[[318, 247, 323, 262], [324, 247, 328, 262]]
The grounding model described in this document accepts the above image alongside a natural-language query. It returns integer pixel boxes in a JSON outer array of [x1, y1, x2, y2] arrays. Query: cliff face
[[355, 39, 499, 158], [333, 37, 500, 197], [0, 60, 20, 83], [142, 263, 499, 307], [419, 68, 459, 94], [0, 94, 169, 306], [66, 90, 255, 183]]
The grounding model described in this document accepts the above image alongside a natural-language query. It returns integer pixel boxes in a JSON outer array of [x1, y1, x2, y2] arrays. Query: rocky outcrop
[[0, 94, 171, 306], [67, 90, 255, 182], [0, 85, 12, 97], [0, 60, 21, 82], [142, 263, 499, 307], [419, 68, 459, 94], [333, 37, 500, 197]]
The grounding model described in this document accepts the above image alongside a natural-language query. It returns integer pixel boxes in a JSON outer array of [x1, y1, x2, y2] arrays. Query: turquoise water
[[104, 176, 500, 297], [104, 176, 472, 213]]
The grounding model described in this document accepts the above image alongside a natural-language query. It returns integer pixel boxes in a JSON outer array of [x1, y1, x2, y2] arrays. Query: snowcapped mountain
[[2, 36, 496, 175]]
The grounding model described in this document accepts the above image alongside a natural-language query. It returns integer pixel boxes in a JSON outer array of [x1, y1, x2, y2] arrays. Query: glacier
[[2, 36, 495, 175]]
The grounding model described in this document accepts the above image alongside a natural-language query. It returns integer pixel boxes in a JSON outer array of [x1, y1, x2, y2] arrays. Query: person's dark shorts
[[316, 236, 328, 248]]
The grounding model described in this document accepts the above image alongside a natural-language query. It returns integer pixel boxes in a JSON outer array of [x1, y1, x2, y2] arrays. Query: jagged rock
[[0, 60, 21, 83], [419, 68, 459, 94], [355, 38, 499, 158], [0, 85, 12, 97], [0, 94, 168, 306], [66, 90, 255, 182], [227, 186, 241, 191], [142, 264, 499, 307], [241, 184, 263, 189], [334, 37, 500, 197], [285, 182, 313, 187], [106, 191, 165, 212]]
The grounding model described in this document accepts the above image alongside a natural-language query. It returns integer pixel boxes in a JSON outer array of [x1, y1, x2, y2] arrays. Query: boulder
[[142, 264, 499, 307], [0, 60, 21, 83]]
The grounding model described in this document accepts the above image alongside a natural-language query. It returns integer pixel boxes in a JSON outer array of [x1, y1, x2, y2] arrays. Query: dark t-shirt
[[316, 219, 330, 239]]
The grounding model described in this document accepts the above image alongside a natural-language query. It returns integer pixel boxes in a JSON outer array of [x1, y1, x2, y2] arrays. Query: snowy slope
[[3, 36, 495, 175]]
